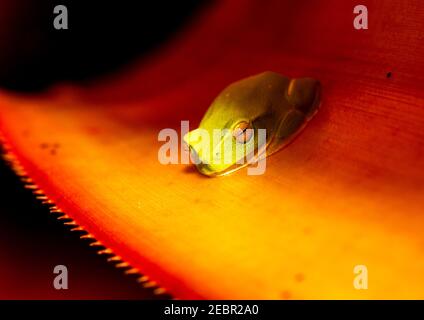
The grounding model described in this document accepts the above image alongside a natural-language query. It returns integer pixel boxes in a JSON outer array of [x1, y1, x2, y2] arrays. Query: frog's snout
[[183, 129, 214, 176], [183, 128, 234, 176]]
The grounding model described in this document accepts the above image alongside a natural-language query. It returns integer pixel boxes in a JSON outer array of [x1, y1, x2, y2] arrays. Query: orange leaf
[[1, 0, 424, 299]]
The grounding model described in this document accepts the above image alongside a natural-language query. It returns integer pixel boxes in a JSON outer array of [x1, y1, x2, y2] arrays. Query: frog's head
[[184, 71, 286, 176]]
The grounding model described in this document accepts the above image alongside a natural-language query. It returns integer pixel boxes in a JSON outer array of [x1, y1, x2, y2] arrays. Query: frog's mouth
[[183, 128, 267, 177], [188, 145, 249, 177], [193, 162, 219, 176], [184, 143, 217, 176]]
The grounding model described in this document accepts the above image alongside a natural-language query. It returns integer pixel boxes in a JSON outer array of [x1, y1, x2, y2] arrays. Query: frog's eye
[[233, 121, 253, 144]]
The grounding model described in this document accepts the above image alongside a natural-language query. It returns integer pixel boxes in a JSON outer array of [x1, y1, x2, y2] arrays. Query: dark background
[[0, 0, 208, 91], [0, 0, 209, 299]]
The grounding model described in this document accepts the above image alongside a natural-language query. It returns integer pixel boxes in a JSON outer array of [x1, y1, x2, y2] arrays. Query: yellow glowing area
[[1, 86, 424, 299]]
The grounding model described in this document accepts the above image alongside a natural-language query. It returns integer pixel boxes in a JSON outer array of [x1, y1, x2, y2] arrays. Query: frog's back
[[205, 71, 290, 122]]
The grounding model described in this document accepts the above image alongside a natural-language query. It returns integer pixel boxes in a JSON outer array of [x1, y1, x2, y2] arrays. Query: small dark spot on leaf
[[40, 143, 49, 149], [295, 273, 305, 283], [386, 72, 392, 79], [280, 290, 291, 300], [303, 227, 312, 235]]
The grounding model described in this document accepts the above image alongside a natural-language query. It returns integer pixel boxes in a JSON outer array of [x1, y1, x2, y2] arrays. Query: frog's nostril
[[183, 141, 190, 152]]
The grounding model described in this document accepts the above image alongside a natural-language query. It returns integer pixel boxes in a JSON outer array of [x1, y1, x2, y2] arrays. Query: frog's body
[[184, 71, 321, 176]]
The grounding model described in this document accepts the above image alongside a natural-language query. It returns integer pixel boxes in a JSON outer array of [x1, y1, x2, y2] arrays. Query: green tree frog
[[184, 71, 321, 176]]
